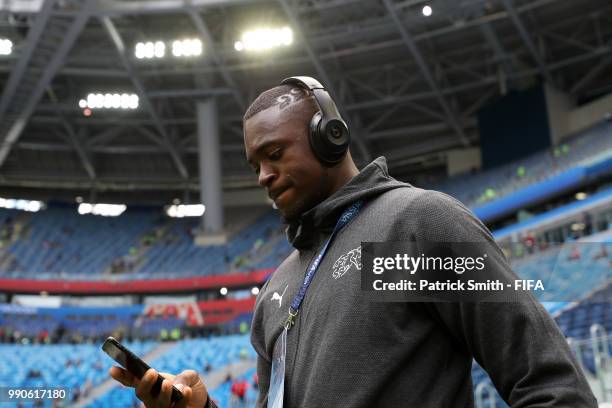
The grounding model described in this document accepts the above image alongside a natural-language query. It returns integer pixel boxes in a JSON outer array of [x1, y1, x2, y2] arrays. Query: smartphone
[[102, 336, 183, 404]]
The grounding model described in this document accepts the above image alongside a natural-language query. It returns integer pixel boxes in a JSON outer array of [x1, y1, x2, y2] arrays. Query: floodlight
[[82, 93, 138, 110], [172, 40, 183, 57], [78, 203, 127, 217], [154, 41, 165, 58], [144, 42, 155, 58], [166, 204, 205, 218], [422, 5, 432, 16], [120, 93, 131, 109], [189, 39, 202, 56], [0, 39, 12, 55], [95, 93, 104, 108], [236, 26, 293, 52], [0, 197, 44, 212], [135, 42, 146, 59], [103, 93, 113, 108], [172, 39, 202, 57], [111, 93, 121, 108], [129, 94, 139, 109]]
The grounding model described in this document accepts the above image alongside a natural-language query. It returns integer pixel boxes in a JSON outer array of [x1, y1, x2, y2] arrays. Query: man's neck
[[328, 159, 360, 197]]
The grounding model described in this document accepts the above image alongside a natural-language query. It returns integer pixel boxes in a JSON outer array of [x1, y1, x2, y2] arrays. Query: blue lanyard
[[284, 201, 363, 330]]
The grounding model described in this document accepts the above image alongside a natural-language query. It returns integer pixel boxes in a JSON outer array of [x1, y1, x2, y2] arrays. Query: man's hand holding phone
[[103, 337, 211, 408], [109, 366, 208, 408]]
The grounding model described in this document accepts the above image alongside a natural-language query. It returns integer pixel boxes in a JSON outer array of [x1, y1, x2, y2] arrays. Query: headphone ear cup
[[309, 110, 350, 166], [308, 111, 327, 164]]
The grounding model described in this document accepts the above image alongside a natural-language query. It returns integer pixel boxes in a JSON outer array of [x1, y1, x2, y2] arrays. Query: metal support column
[[196, 98, 225, 244]]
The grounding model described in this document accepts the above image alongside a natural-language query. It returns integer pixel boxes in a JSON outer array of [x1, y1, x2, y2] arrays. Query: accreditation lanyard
[[267, 201, 363, 408]]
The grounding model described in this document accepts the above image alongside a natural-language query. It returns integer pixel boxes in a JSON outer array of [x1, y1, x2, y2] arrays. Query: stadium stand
[[433, 121, 612, 209], [132, 211, 284, 278], [510, 234, 611, 303], [0, 340, 155, 408], [0, 298, 258, 345], [470, 280, 612, 408], [0, 121, 610, 407], [0, 206, 285, 279], [1, 205, 159, 279]]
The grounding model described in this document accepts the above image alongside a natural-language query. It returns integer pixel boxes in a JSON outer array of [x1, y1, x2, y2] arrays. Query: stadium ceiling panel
[[0, 0, 610, 202]]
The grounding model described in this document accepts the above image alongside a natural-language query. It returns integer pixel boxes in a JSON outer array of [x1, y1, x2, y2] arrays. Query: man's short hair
[[243, 84, 315, 122]]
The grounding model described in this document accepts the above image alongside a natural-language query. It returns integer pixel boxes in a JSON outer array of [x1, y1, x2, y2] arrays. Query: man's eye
[[268, 149, 282, 160]]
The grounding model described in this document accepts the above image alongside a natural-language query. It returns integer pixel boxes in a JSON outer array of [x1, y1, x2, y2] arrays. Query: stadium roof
[[0, 0, 611, 203]]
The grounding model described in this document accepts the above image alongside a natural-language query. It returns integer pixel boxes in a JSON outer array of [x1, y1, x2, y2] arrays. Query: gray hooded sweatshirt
[[250, 157, 596, 407]]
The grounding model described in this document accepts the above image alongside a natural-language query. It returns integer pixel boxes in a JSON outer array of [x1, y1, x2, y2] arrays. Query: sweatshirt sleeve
[[413, 190, 598, 407], [254, 353, 271, 408]]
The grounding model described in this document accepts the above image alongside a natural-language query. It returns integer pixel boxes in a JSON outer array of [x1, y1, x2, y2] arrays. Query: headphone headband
[[282, 75, 325, 90]]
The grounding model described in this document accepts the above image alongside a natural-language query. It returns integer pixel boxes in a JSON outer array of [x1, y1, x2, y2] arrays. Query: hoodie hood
[[286, 156, 409, 249]]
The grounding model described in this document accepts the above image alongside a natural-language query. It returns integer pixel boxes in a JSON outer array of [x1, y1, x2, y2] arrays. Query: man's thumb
[[174, 369, 205, 391]]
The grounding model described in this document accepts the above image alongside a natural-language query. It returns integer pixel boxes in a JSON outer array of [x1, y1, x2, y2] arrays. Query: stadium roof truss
[[0, 0, 610, 202]]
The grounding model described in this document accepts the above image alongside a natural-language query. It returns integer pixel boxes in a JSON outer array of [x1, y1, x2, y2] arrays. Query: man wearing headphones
[[109, 76, 597, 407], [244, 76, 596, 407]]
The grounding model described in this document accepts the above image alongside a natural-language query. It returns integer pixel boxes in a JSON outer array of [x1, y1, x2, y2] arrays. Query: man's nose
[[258, 164, 276, 187]]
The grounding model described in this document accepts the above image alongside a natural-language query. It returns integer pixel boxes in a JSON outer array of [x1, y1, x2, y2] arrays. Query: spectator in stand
[[82, 379, 93, 398], [230, 378, 248, 407], [523, 231, 535, 254], [160, 328, 169, 341], [569, 246, 581, 261], [3, 326, 12, 343], [253, 238, 264, 252], [27, 368, 41, 379], [583, 212, 593, 236], [71, 386, 81, 403], [54, 322, 65, 343], [593, 243, 609, 260], [252, 373, 259, 391], [170, 327, 181, 341], [12, 329, 21, 344], [37, 328, 49, 344], [224, 252, 231, 271]]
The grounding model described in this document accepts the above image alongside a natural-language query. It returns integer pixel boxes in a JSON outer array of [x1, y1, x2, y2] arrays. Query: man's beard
[[278, 195, 309, 224], [277, 170, 331, 225]]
